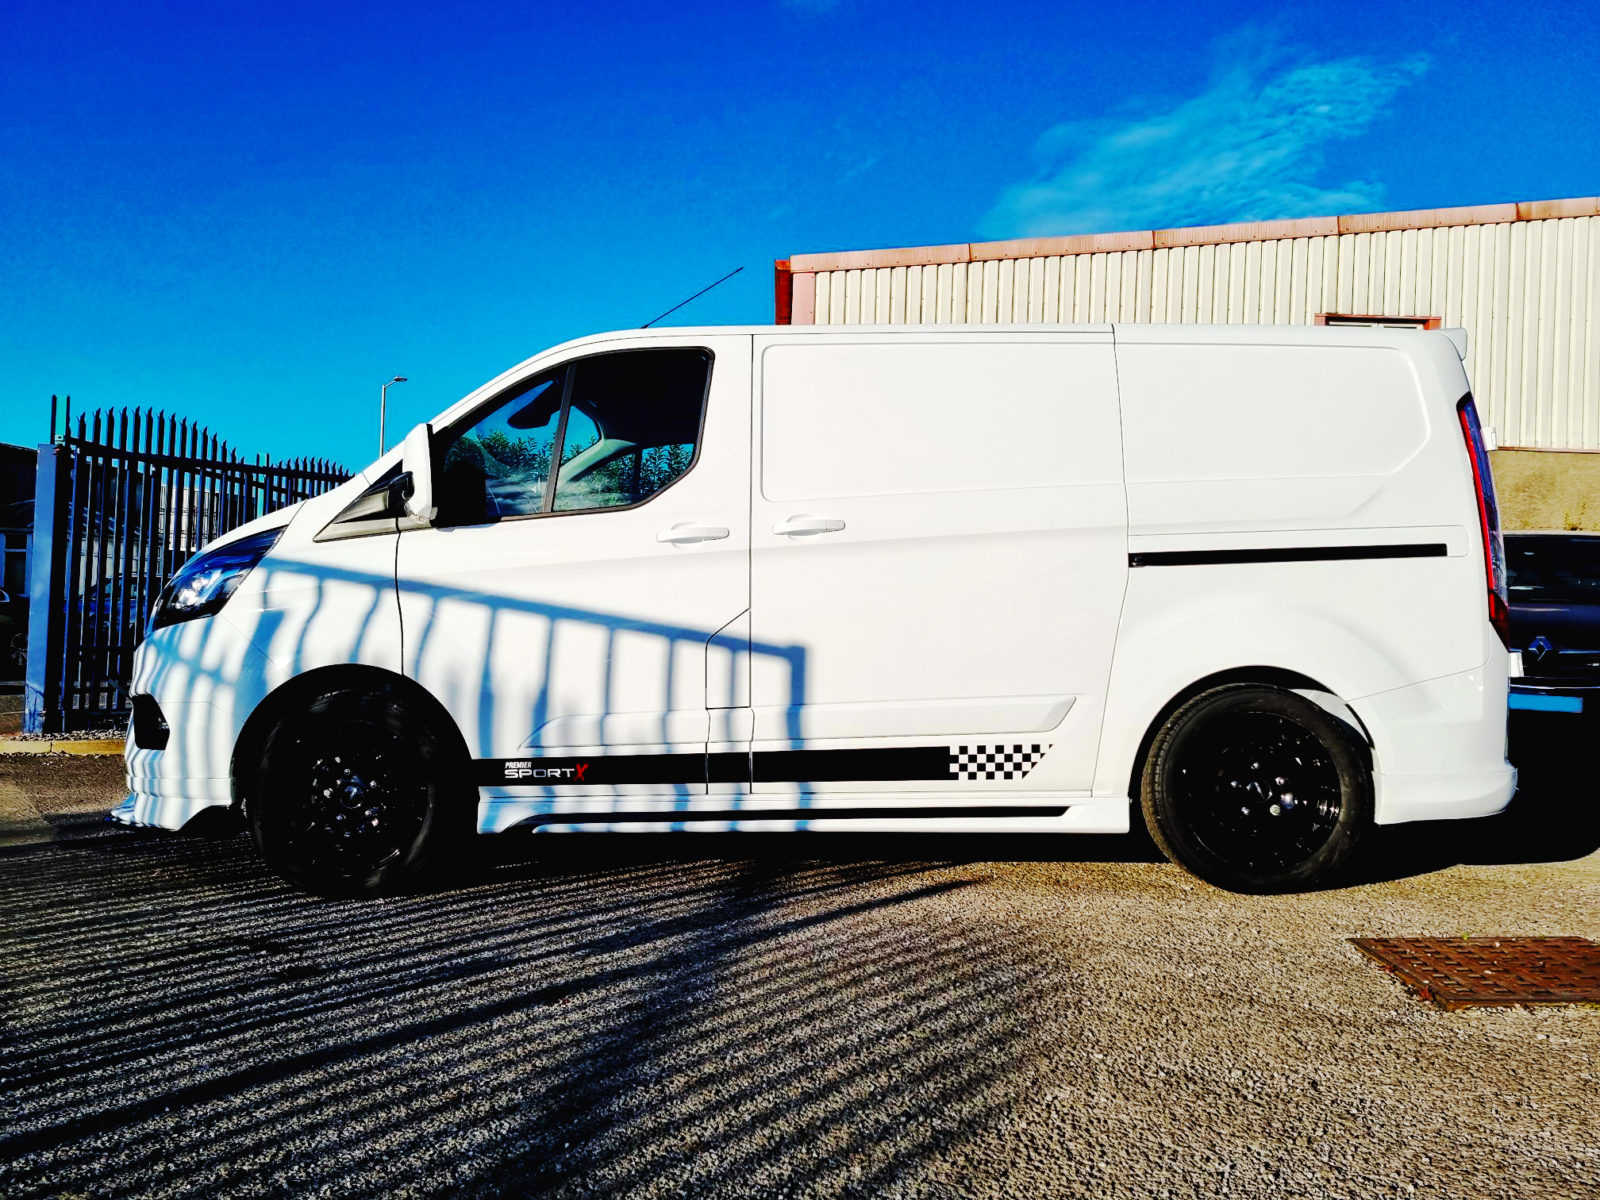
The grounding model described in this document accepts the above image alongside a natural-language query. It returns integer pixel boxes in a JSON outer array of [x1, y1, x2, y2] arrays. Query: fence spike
[[119, 408, 129, 449], [91, 410, 102, 442]]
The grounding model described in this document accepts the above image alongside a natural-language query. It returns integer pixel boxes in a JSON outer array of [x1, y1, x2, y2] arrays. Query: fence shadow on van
[[134, 549, 807, 813]]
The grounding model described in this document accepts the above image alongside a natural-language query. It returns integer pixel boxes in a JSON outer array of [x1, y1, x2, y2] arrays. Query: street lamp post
[[379, 376, 407, 456]]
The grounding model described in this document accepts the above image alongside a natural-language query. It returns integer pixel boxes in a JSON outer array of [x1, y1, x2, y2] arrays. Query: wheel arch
[[230, 664, 471, 813], [1122, 667, 1372, 803]]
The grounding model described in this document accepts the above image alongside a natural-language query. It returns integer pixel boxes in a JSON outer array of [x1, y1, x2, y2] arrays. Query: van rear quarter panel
[[1097, 326, 1486, 798]]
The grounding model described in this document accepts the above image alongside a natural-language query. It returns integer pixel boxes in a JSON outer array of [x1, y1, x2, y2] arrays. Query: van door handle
[[772, 516, 846, 536], [656, 524, 731, 544]]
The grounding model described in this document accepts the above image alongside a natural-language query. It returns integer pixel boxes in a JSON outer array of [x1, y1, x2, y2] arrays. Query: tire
[[1140, 684, 1373, 893], [247, 685, 465, 898]]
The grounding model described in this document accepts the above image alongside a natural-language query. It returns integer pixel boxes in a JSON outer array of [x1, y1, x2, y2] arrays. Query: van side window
[[433, 371, 565, 527], [431, 348, 711, 527], [552, 348, 710, 512]]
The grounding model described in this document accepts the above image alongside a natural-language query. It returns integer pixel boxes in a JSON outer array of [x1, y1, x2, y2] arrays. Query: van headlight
[[148, 527, 283, 633]]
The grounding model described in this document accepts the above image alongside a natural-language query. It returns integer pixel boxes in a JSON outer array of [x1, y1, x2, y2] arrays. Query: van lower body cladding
[[1349, 658, 1517, 824]]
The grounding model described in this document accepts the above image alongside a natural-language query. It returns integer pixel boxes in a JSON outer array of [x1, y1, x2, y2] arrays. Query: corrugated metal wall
[[797, 214, 1600, 451]]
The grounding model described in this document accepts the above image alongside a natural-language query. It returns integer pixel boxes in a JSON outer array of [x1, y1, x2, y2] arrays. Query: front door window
[[433, 348, 711, 527]]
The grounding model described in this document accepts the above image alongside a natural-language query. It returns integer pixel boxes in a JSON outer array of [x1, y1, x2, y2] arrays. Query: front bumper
[[121, 618, 255, 831], [111, 782, 233, 830]]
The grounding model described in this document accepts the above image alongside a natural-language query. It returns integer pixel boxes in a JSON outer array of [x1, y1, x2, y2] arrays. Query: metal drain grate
[[1352, 937, 1600, 1009]]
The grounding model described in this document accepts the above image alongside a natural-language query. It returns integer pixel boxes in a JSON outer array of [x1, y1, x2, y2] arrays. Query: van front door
[[396, 335, 752, 827], [746, 333, 1126, 799]]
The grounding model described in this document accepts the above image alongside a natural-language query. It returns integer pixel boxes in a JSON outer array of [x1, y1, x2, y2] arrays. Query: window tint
[[434, 372, 563, 526], [1506, 536, 1600, 604], [552, 348, 709, 512], [431, 348, 710, 527]]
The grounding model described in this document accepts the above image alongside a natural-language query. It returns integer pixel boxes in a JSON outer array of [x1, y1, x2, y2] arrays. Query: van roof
[[420, 322, 1467, 448]]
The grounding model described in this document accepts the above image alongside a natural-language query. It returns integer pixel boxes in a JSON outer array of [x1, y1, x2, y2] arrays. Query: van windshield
[[1505, 535, 1600, 605]]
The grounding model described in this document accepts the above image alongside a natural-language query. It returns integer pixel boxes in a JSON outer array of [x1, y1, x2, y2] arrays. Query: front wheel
[[1140, 684, 1373, 893], [248, 685, 464, 897]]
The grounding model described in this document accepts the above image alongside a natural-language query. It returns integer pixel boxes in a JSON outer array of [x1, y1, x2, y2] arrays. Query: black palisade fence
[[28, 407, 351, 732]]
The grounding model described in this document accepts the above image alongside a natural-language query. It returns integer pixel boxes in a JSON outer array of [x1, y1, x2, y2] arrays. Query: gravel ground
[[1, 719, 1597, 1200], [0, 753, 126, 847]]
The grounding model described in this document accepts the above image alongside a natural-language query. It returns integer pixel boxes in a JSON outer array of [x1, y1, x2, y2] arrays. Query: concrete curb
[[0, 739, 125, 756]]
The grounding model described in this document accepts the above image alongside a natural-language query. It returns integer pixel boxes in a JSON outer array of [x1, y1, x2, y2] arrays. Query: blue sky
[[2, 0, 1595, 470]]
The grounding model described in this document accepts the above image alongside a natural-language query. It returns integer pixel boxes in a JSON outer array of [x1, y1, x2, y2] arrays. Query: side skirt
[[477, 794, 1133, 835]]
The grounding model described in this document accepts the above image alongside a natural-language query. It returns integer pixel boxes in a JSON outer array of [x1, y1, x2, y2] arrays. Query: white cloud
[[981, 34, 1429, 238]]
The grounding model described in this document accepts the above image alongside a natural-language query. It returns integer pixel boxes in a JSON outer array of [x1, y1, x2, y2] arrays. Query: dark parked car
[[1506, 531, 1600, 714]]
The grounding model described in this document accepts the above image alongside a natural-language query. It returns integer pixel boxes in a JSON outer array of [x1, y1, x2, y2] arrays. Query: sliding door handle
[[656, 524, 731, 545], [772, 516, 846, 536]]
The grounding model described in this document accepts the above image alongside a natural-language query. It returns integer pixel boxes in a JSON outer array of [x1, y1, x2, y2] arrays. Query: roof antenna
[[642, 266, 744, 328]]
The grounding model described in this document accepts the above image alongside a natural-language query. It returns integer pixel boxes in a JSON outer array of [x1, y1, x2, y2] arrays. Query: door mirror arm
[[400, 423, 436, 524], [387, 472, 415, 516]]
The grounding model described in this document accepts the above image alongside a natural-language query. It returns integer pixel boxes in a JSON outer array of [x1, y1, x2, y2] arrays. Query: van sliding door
[[746, 333, 1126, 798]]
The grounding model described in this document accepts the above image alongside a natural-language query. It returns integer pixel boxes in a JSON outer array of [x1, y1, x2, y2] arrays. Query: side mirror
[[401, 423, 436, 523]]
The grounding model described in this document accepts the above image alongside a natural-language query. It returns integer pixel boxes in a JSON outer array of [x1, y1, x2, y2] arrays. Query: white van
[[117, 324, 1516, 895]]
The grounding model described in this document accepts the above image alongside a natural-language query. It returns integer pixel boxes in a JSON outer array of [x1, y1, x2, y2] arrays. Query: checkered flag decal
[[949, 744, 1049, 781]]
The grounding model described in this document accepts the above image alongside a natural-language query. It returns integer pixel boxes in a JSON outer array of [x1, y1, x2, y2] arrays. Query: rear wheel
[[248, 685, 464, 897], [1141, 684, 1372, 893]]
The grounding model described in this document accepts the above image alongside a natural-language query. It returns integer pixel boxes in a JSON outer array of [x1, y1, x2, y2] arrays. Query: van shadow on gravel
[[2, 826, 1068, 1199], [1353, 712, 1600, 886]]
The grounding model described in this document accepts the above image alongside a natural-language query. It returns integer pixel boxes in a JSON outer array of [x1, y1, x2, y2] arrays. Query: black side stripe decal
[[476, 743, 1051, 788], [753, 746, 949, 783], [1128, 542, 1448, 568]]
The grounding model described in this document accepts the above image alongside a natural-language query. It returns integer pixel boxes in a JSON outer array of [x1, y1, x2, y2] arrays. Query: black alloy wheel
[[250, 685, 462, 897], [1141, 684, 1373, 893]]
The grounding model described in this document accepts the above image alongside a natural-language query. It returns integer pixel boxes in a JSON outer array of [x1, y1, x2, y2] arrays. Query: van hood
[[204, 501, 305, 552]]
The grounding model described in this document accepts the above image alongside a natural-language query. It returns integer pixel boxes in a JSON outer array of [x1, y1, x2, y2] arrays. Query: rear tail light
[[1457, 396, 1508, 648]]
